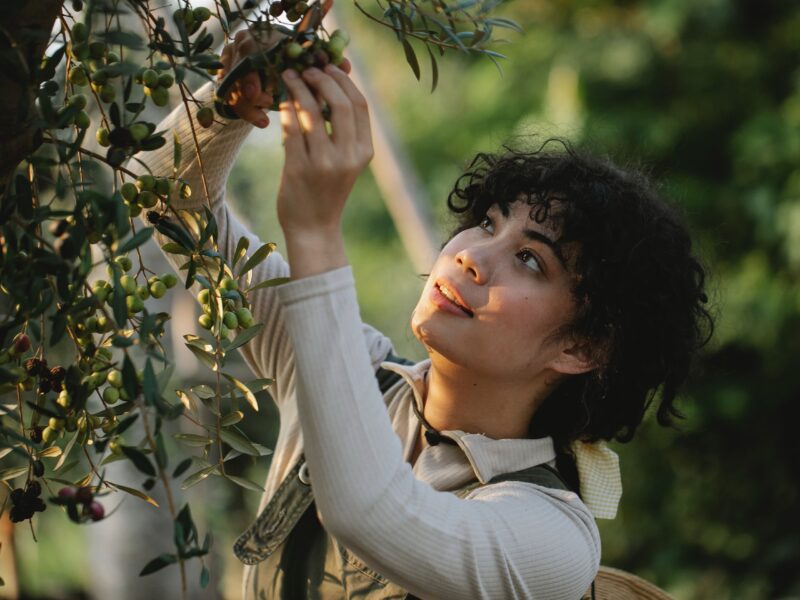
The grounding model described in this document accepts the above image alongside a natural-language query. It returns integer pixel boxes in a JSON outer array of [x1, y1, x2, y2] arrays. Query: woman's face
[[411, 200, 587, 383]]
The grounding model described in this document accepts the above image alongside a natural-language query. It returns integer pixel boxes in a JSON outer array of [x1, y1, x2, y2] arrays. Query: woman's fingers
[[300, 68, 356, 146], [323, 65, 372, 156], [279, 97, 308, 163], [281, 70, 331, 151]]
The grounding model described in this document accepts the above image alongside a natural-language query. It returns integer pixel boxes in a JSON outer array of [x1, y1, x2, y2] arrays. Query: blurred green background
[[12, 0, 800, 598]]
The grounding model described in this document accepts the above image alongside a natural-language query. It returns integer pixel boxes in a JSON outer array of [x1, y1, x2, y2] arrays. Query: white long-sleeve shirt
[[140, 83, 601, 599]]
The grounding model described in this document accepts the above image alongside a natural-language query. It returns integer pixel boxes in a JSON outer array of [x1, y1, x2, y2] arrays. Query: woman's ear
[[548, 338, 599, 376]]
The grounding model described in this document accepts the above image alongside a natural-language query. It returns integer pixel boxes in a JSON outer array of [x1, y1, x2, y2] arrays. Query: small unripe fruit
[[236, 307, 254, 328], [49, 417, 65, 431], [155, 178, 171, 196], [150, 281, 167, 298], [221, 277, 238, 291], [129, 123, 149, 142], [126, 295, 144, 314], [285, 42, 303, 59], [136, 175, 155, 191], [68, 93, 88, 110], [223, 311, 239, 329], [42, 427, 58, 443], [196, 106, 214, 128], [115, 255, 133, 272], [99, 84, 115, 103], [219, 324, 229, 338], [57, 390, 71, 407], [91, 68, 108, 85], [331, 29, 350, 46], [101, 418, 117, 434], [179, 182, 192, 199], [103, 386, 120, 404], [161, 273, 178, 288], [136, 285, 150, 300], [198, 289, 211, 305], [193, 6, 211, 21], [198, 314, 213, 330], [71, 22, 88, 43], [32, 460, 45, 477], [142, 69, 158, 88], [96, 127, 111, 147], [106, 51, 120, 63], [157, 72, 174, 88], [120, 182, 138, 201], [75, 111, 90, 129], [120, 275, 137, 294], [137, 190, 158, 208], [150, 86, 169, 107], [107, 369, 123, 388]]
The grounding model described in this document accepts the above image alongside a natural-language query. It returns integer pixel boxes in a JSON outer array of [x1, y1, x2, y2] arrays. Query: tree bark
[[0, 0, 65, 193]]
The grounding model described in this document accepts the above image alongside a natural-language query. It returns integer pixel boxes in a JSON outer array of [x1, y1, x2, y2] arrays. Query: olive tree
[[0, 0, 517, 593]]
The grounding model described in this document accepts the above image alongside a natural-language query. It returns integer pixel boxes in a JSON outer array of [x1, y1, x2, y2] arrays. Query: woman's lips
[[430, 283, 474, 317]]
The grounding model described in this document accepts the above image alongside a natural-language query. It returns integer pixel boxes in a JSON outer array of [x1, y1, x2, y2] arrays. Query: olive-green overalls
[[233, 363, 571, 600]]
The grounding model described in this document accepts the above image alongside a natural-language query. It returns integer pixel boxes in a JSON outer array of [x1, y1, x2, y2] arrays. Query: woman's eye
[[517, 249, 542, 273], [478, 217, 493, 232]]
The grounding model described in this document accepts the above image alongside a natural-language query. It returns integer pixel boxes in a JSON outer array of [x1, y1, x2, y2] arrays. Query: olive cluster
[[196, 278, 255, 338], [9, 481, 46, 523], [173, 5, 213, 36], [119, 174, 191, 218], [268, 0, 311, 22], [279, 28, 350, 72], [22, 358, 66, 396], [133, 62, 177, 108], [67, 23, 122, 105], [55, 485, 105, 522], [89, 254, 179, 320]]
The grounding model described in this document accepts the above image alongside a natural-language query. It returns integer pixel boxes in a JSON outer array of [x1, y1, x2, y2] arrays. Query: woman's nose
[[455, 248, 486, 284]]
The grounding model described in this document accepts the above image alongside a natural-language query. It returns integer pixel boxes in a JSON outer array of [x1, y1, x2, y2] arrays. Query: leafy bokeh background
[[11, 0, 800, 598]]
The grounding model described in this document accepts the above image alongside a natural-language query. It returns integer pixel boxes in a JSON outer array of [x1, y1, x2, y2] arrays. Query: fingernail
[[257, 119, 268, 128], [303, 68, 319, 77], [283, 70, 299, 80]]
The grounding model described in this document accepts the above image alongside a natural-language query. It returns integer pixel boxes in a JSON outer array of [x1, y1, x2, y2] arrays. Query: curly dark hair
[[446, 139, 714, 468]]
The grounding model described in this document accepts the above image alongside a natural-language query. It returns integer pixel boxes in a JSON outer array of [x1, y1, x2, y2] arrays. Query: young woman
[[143, 29, 712, 600]]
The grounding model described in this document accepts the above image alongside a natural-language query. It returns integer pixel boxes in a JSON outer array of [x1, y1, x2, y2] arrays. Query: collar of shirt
[[379, 358, 557, 485]]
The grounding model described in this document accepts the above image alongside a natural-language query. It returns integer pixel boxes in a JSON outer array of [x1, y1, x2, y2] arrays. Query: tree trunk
[[0, 0, 64, 193]]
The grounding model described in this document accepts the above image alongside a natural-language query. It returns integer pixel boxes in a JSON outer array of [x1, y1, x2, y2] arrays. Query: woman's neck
[[421, 353, 558, 441]]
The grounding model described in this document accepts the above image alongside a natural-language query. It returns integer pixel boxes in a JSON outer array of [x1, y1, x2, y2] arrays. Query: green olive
[[120, 274, 137, 294], [96, 127, 111, 147], [137, 190, 158, 208], [103, 386, 120, 404], [150, 86, 169, 107], [71, 23, 89, 43], [198, 314, 213, 330], [150, 281, 167, 299], [161, 273, 178, 288], [121, 182, 138, 201], [223, 311, 239, 330], [197, 106, 214, 128], [107, 369, 123, 388], [136, 175, 156, 191], [68, 66, 89, 86], [129, 123, 149, 142], [142, 68, 159, 88], [236, 307, 254, 328]]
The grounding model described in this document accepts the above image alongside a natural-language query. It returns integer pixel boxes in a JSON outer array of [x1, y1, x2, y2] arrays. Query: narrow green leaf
[[238, 242, 276, 277], [222, 373, 258, 411], [173, 131, 182, 172], [185, 344, 217, 370], [222, 323, 264, 352], [200, 565, 210, 588], [181, 464, 219, 489], [140, 553, 177, 576], [161, 242, 192, 256], [218, 428, 259, 455], [172, 457, 192, 478], [174, 433, 214, 447], [120, 445, 156, 477], [427, 45, 439, 93], [245, 277, 290, 293], [220, 410, 243, 426], [232, 236, 250, 269], [122, 354, 139, 403], [55, 432, 78, 471], [0, 466, 28, 481], [224, 473, 265, 492], [401, 38, 421, 81], [108, 482, 160, 507], [118, 227, 154, 254], [190, 384, 215, 399]]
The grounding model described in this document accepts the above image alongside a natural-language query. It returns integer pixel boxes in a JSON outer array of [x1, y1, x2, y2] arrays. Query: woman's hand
[[217, 29, 282, 128], [277, 65, 373, 278]]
